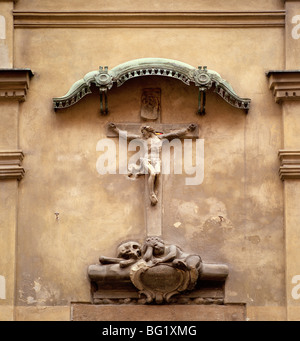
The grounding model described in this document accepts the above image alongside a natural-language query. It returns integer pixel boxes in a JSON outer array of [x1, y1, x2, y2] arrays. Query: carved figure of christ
[[108, 122, 197, 206]]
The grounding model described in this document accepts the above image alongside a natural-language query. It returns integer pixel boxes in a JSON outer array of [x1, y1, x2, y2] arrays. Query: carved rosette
[[130, 260, 198, 304], [192, 68, 213, 91], [94, 67, 114, 91]]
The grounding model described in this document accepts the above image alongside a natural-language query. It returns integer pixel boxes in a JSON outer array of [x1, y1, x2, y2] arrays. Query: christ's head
[[141, 125, 156, 138]]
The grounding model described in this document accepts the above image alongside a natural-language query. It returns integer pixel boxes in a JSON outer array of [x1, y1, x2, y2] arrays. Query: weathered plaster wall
[[9, 0, 287, 320], [0, 1, 13, 67], [0, 180, 18, 319], [15, 0, 284, 11]]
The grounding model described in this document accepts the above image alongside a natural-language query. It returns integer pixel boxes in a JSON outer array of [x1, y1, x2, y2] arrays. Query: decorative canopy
[[53, 58, 251, 115]]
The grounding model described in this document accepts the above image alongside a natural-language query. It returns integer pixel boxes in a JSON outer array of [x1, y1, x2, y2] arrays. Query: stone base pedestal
[[71, 303, 246, 321]]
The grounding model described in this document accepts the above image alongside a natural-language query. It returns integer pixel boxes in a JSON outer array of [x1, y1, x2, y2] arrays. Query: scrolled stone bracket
[[0, 150, 25, 181], [278, 149, 300, 180], [267, 70, 300, 104], [129, 260, 198, 304], [0, 69, 33, 102]]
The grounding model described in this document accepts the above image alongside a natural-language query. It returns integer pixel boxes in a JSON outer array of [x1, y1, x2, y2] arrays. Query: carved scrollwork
[[87, 237, 228, 305], [95, 66, 114, 90], [130, 260, 198, 304], [53, 58, 251, 113]]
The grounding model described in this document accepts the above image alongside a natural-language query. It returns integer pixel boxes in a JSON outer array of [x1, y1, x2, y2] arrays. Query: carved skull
[[117, 241, 141, 260]]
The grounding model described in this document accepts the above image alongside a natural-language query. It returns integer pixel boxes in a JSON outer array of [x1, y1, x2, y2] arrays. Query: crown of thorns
[[141, 126, 156, 133]]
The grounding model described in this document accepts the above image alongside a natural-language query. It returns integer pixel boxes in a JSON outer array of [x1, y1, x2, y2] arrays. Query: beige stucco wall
[[1, 0, 294, 321], [15, 0, 284, 12], [0, 1, 13, 67]]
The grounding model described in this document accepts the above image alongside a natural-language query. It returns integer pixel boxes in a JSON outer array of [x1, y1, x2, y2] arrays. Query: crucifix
[[106, 88, 199, 237]]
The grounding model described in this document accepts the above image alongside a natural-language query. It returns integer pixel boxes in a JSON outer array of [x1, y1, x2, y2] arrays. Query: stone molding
[[53, 58, 251, 113], [71, 303, 246, 321], [0, 150, 25, 180], [267, 71, 300, 103], [13, 11, 285, 29], [0, 69, 33, 102], [278, 150, 300, 180]]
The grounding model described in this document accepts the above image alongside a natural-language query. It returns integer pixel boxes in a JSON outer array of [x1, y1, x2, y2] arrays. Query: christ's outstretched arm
[[159, 123, 197, 140], [108, 122, 140, 140]]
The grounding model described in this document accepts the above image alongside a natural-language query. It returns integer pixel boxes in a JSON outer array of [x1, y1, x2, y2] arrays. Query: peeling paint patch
[[32, 278, 61, 305], [246, 235, 261, 244], [173, 222, 182, 228], [247, 294, 254, 302], [33, 279, 41, 293], [0, 275, 5, 299], [27, 296, 36, 304], [175, 201, 200, 224], [203, 216, 233, 231]]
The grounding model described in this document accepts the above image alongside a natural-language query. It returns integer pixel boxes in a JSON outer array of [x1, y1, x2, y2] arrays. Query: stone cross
[[106, 121, 199, 237]]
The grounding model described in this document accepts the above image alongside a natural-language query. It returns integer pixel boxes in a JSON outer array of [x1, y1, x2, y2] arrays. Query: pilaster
[[0, 0, 32, 321], [0, 71, 32, 320], [0, 0, 18, 68], [266, 0, 300, 321]]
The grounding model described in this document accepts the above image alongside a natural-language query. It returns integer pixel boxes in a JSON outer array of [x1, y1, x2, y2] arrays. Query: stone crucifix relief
[[106, 119, 199, 237], [108, 122, 197, 206]]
